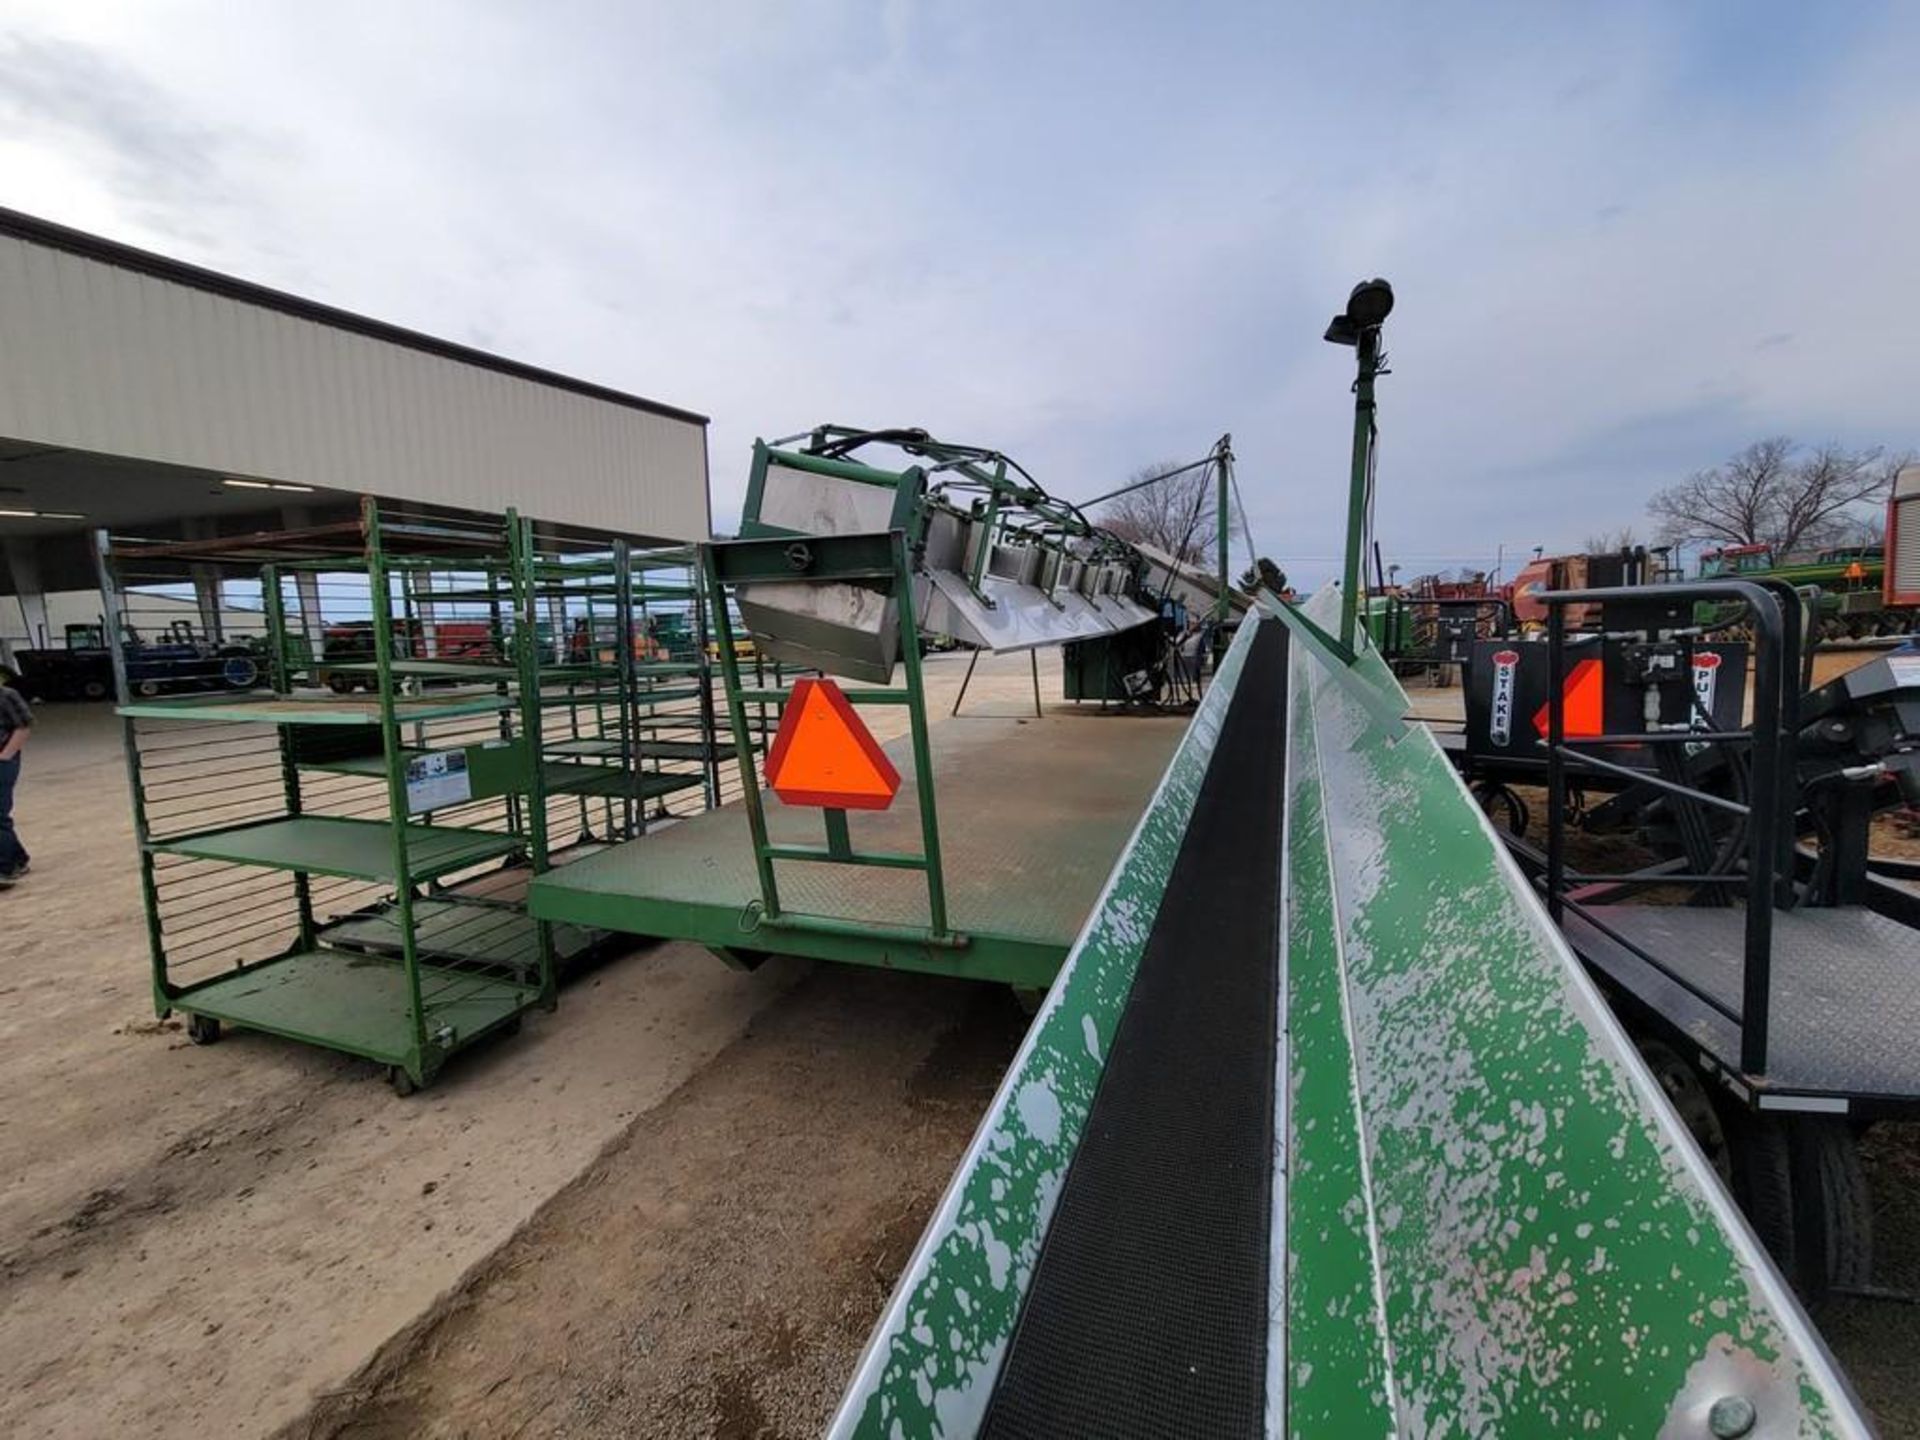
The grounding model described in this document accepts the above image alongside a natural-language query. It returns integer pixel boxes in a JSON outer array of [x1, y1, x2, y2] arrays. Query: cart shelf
[[173, 947, 537, 1069], [320, 898, 602, 970], [539, 762, 706, 800], [545, 738, 754, 762], [117, 692, 513, 725], [320, 659, 519, 680], [534, 685, 703, 707], [150, 815, 520, 882]]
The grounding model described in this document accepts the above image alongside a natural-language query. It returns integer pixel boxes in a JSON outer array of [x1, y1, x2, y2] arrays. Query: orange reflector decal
[[764, 677, 902, 810], [1533, 657, 1605, 738]]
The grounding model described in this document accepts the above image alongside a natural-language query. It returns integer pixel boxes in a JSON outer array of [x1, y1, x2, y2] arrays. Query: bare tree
[[1581, 526, 1641, 553], [1648, 438, 1908, 555], [1098, 460, 1231, 564]]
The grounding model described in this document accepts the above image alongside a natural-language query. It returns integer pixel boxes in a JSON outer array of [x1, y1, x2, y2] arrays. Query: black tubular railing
[[1541, 580, 1793, 1076]]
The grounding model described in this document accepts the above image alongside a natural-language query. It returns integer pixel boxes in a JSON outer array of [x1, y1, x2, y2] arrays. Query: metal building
[[0, 206, 710, 657]]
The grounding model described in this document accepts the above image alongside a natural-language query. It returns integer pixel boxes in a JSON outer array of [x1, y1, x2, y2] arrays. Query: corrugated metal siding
[[0, 235, 709, 541]]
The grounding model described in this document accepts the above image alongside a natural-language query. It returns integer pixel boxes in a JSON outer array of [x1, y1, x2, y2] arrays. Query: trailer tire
[[387, 1066, 419, 1097], [1473, 781, 1530, 838], [1788, 1116, 1873, 1300], [1639, 1041, 1797, 1274], [1724, 1107, 1799, 1282]]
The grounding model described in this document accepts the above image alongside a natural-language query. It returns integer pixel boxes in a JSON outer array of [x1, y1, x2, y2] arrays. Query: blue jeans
[[0, 754, 25, 875]]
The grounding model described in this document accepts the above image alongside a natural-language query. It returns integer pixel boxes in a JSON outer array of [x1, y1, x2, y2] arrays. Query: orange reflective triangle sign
[[1533, 656, 1604, 739], [764, 678, 902, 810]]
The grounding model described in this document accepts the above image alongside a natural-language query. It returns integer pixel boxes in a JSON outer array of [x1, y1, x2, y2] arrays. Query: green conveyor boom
[[829, 591, 1870, 1437]]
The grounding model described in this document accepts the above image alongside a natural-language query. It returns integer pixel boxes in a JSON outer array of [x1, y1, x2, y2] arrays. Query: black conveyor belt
[[981, 623, 1288, 1438]]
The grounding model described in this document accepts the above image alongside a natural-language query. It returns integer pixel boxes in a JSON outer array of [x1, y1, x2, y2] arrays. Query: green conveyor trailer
[[829, 594, 1870, 1438]]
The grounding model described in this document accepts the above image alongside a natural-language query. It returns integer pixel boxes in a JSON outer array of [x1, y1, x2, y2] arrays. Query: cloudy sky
[[2, 1, 1914, 585]]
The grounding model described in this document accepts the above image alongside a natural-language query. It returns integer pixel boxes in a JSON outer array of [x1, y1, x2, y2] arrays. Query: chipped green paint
[[1280, 657, 1395, 1435], [1282, 587, 1866, 1437], [826, 609, 1266, 1440]]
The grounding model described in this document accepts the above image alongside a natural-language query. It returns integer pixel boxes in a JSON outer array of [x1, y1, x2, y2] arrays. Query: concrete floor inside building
[[1, 650, 1917, 1437]]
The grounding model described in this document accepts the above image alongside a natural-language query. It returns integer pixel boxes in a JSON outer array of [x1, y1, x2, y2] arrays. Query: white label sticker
[[405, 749, 471, 814], [1889, 655, 1920, 688], [1489, 649, 1521, 747]]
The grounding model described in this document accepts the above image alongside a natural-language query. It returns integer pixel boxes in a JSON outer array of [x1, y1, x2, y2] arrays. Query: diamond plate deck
[[1566, 901, 1920, 1103], [531, 709, 1186, 951]]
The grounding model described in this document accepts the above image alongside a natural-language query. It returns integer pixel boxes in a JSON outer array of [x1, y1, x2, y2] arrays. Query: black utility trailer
[[1522, 578, 1920, 1300]]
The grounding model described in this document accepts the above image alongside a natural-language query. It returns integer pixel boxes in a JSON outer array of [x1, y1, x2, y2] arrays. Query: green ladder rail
[[704, 528, 963, 952]]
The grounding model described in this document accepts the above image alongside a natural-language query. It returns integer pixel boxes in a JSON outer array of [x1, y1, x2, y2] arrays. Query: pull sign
[[763, 678, 901, 810]]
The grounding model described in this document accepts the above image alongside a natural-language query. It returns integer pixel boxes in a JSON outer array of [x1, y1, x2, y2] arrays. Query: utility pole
[[1214, 433, 1234, 621]]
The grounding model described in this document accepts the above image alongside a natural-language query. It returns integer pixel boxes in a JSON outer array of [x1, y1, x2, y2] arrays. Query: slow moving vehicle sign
[[764, 678, 902, 810]]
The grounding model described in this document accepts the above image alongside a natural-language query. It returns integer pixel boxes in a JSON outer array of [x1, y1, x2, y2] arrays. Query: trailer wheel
[[1788, 1116, 1873, 1300], [1473, 781, 1530, 838], [81, 679, 109, 701], [387, 1066, 419, 1097], [1723, 1107, 1799, 1279], [1639, 1040, 1734, 1184], [1640, 1041, 1795, 1274], [185, 1013, 221, 1046]]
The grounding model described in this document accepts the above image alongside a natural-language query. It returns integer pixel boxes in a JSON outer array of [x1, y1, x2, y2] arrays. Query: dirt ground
[[0, 649, 1050, 1440], [308, 967, 1026, 1440]]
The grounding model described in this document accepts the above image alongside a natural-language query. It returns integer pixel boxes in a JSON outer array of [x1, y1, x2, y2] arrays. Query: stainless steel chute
[[732, 429, 1160, 680]]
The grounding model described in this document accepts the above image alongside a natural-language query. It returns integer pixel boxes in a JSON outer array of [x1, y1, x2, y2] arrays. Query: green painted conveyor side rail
[[1275, 587, 1865, 1436], [831, 588, 1871, 1437]]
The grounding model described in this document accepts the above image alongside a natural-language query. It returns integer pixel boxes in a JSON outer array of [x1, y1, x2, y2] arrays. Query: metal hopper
[[732, 428, 1158, 681]]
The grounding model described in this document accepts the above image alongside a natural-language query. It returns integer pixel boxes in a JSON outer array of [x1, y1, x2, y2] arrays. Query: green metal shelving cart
[[100, 502, 561, 1093]]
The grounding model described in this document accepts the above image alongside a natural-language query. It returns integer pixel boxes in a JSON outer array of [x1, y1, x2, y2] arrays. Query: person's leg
[[0, 754, 25, 876]]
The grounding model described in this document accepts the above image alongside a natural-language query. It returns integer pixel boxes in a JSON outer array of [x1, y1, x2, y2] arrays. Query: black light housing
[[1323, 277, 1395, 346]]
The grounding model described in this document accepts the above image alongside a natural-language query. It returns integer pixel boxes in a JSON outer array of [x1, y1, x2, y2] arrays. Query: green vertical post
[[692, 568, 722, 809], [614, 539, 638, 839], [705, 550, 784, 920], [1215, 438, 1232, 623], [365, 503, 432, 1083], [1328, 279, 1393, 654], [822, 807, 853, 861], [893, 532, 951, 938], [262, 562, 316, 949], [1338, 335, 1379, 653], [509, 512, 558, 1008], [967, 461, 1006, 602], [93, 529, 172, 1016]]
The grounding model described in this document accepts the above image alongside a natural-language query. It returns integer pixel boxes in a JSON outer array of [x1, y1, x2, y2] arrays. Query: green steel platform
[[529, 709, 1188, 985], [172, 947, 538, 1068], [150, 816, 521, 883]]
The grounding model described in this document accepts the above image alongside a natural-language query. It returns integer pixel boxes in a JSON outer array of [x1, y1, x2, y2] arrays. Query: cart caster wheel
[[387, 1066, 419, 1097], [186, 1014, 221, 1046]]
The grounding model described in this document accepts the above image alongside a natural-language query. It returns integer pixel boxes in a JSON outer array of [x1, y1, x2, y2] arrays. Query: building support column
[[2, 536, 51, 652]]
